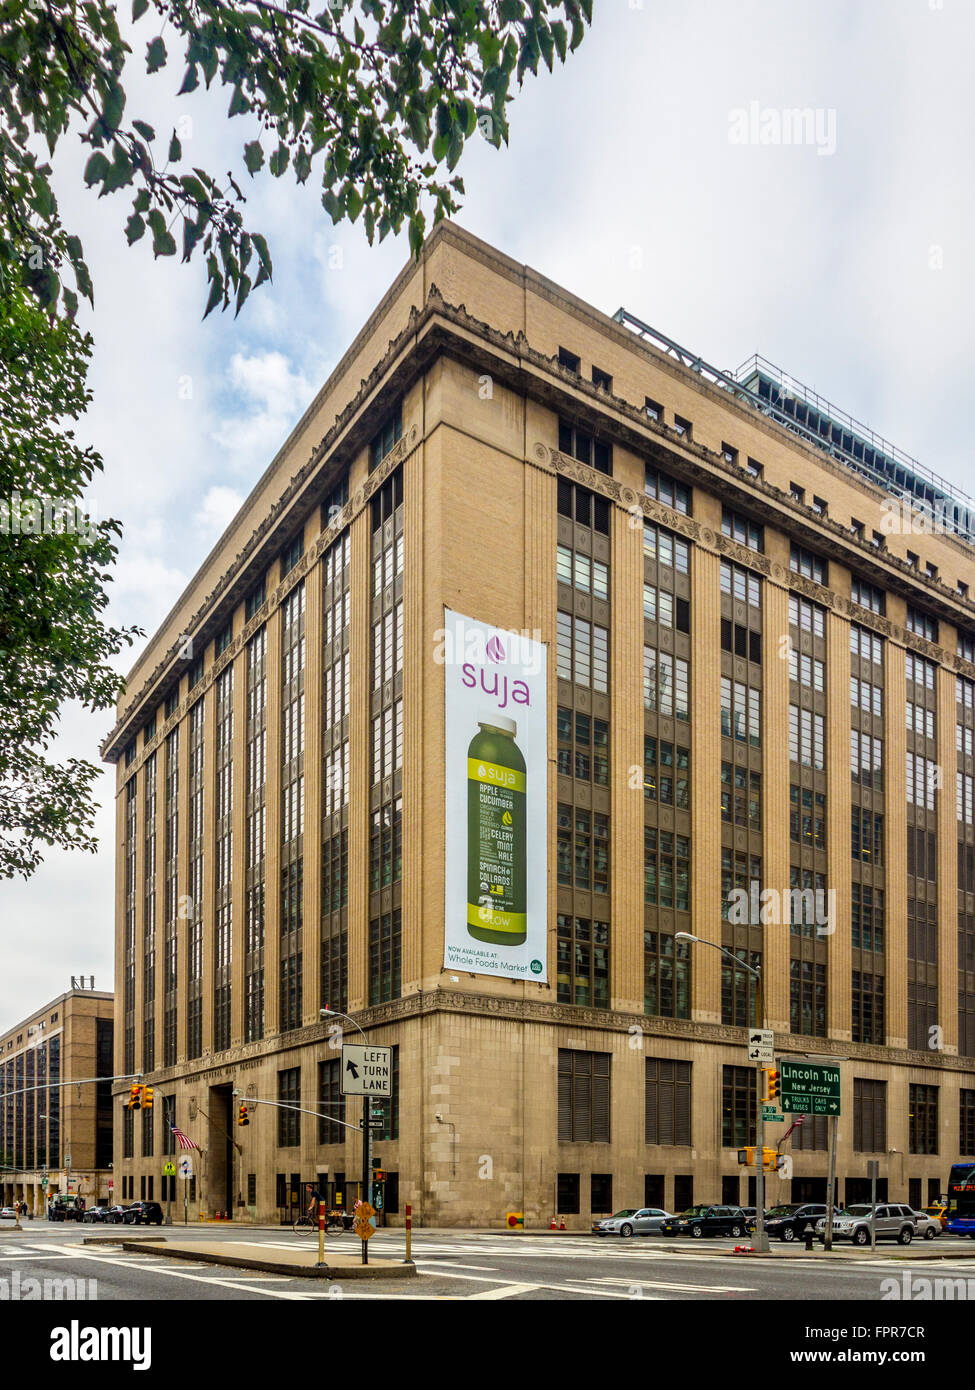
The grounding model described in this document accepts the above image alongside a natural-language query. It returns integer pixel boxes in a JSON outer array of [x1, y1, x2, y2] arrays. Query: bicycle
[[293, 1204, 345, 1236]]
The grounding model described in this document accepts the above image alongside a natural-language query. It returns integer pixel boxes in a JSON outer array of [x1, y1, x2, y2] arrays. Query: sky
[[3, 0, 974, 1025]]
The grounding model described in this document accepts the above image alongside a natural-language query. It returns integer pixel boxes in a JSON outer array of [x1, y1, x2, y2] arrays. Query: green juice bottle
[[467, 715, 527, 945]]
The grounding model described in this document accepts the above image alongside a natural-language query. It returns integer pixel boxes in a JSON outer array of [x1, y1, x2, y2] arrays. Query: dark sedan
[[660, 1205, 749, 1238], [751, 1203, 829, 1242], [121, 1201, 164, 1226], [80, 1206, 113, 1224]]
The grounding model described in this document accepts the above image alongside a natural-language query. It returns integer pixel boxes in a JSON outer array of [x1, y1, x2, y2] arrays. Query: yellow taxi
[[923, 1202, 948, 1229]]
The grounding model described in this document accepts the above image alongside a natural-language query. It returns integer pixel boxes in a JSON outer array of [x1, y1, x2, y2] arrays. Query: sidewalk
[[112, 1236, 415, 1279]]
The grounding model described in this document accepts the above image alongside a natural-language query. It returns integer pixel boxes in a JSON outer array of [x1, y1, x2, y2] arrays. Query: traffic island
[[115, 1237, 416, 1279]]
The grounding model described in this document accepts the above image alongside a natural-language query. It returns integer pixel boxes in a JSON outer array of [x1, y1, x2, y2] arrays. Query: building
[[0, 981, 114, 1213], [101, 223, 975, 1226]]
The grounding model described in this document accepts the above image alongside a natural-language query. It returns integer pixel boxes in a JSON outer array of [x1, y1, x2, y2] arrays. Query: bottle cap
[[480, 714, 517, 736]]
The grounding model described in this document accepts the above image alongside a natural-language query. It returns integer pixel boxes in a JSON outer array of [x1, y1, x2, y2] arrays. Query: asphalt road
[[3, 1223, 975, 1301]]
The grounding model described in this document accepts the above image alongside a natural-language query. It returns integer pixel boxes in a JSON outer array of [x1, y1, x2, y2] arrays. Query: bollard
[[405, 1203, 412, 1264]]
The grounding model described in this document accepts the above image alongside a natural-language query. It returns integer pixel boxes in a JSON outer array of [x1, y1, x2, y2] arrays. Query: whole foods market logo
[[530, 959, 543, 974]]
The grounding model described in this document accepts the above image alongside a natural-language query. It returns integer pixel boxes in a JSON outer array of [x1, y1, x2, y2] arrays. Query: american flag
[[171, 1126, 197, 1151]]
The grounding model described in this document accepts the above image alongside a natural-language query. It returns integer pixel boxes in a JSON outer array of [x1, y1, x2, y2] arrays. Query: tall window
[[557, 1050, 610, 1142], [645, 1059, 691, 1145], [721, 1066, 756, 1147], [213, 664, 233, 1052], [280, 582, 305, 1033], [322, 532, 351, 1014], [186, 698, 205, 1059], [277, 1068, 301, 1147], [318, 1058, 345, 1145], [909, 1084, 938, 1154], [370, 472, 404, 1006], [163, 727, 179, 1066], [123, 775, 137, 1073], [556, 915, 609, 1007], [143, 752, 157, 1072], [369, 909, 401, 1005], [245, 628, 267, 1043], [853, 1079, 887, 1152]]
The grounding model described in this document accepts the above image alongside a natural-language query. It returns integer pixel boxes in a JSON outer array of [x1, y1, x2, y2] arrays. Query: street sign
[[40, 1176, 48, 1189], [762, 1106, 785, 1122], [779, 1059, 841, 1115], [341, 1044, 392, 1096], [353, 1202, 377, 1240], [178, 1157, 193, 1179], [163, 1161, 176, 1177], [359, 1118, 384, 1130], [747, 1029, 774, 1064]]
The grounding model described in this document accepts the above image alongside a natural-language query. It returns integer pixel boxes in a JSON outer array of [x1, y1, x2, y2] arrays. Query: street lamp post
[[676, 932, 769, 1254], [320, 1008, 372, 1212]]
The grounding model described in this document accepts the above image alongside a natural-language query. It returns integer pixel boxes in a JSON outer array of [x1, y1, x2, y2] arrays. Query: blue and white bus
[[945, 1164, 975, 1237]]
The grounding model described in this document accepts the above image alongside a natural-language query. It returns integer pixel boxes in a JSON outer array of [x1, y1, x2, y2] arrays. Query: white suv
[[816, 1203, 916, 1246]]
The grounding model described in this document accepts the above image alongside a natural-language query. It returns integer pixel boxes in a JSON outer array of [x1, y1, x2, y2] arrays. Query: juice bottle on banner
[[466, 716, 527, 945]]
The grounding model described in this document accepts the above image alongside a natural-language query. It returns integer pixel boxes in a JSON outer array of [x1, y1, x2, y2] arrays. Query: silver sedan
[[592, 1207, 674, 1237]]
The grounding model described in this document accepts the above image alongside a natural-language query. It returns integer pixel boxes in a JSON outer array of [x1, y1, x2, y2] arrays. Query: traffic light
[[237, 1103, 249, 1127], [764, 1067, 781, 1101], [127, 1084, 143, 1110], [142, 1086, 154, 1111], [373, 1170, 386, 1182], [737, 1147, 755, 1166], [762, 1146, 779, 1171]]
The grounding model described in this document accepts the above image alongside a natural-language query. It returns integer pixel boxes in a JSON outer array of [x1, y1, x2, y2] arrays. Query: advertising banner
[[441, 608, 548, 981]]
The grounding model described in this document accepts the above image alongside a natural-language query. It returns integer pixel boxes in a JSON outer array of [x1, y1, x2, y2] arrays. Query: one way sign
[[341, 1044, 392, 1096]]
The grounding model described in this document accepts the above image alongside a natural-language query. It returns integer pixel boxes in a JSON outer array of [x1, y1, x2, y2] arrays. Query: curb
[[117, 1239, 417, 1280]]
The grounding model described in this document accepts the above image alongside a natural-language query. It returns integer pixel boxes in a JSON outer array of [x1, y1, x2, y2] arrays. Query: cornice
[[110, 987, 975, 1093]]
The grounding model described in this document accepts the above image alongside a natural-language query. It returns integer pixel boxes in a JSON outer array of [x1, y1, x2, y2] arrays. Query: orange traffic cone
[[550, 1215, 557, 1230], [559, 1217, 566, 1231]]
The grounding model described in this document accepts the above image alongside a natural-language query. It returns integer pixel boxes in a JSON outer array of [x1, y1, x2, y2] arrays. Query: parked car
[[121, 1201, 164, 1226], [757, 1203, 830, 1242], [592, 1207, 673, 1237], [911, 1210, 942, 1240], [922, 1202, 948, 1229], [661, 1205, 749, 1239], [106, 1206, 129, 1223], [0, 1206, 18, 1221], [81, 1206, 113, 1224], [816, 1203, 916, 1246]]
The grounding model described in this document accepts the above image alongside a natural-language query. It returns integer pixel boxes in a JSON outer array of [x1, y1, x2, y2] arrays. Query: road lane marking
[[464, 1283, 540, 1299]]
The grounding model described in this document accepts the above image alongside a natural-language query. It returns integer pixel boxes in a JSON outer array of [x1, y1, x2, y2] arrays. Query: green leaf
[[168, 132, 182, 163], [345, 185, 362, 220], [146, 37, 166, 74], [268, 143, 290, 177], [243, 141, 264, 175], [62, 286, 79, 320], [132, 120, 155, 143], [294, 145, 312, 184], [83, 152, 110, 187], [177, 64, 199, 95], [102, 83, 124, 130], [125, 213, 145, 244], [132, 0, 149, 18], [228, 86, 249, 118], [203, 270, 224, 319]]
